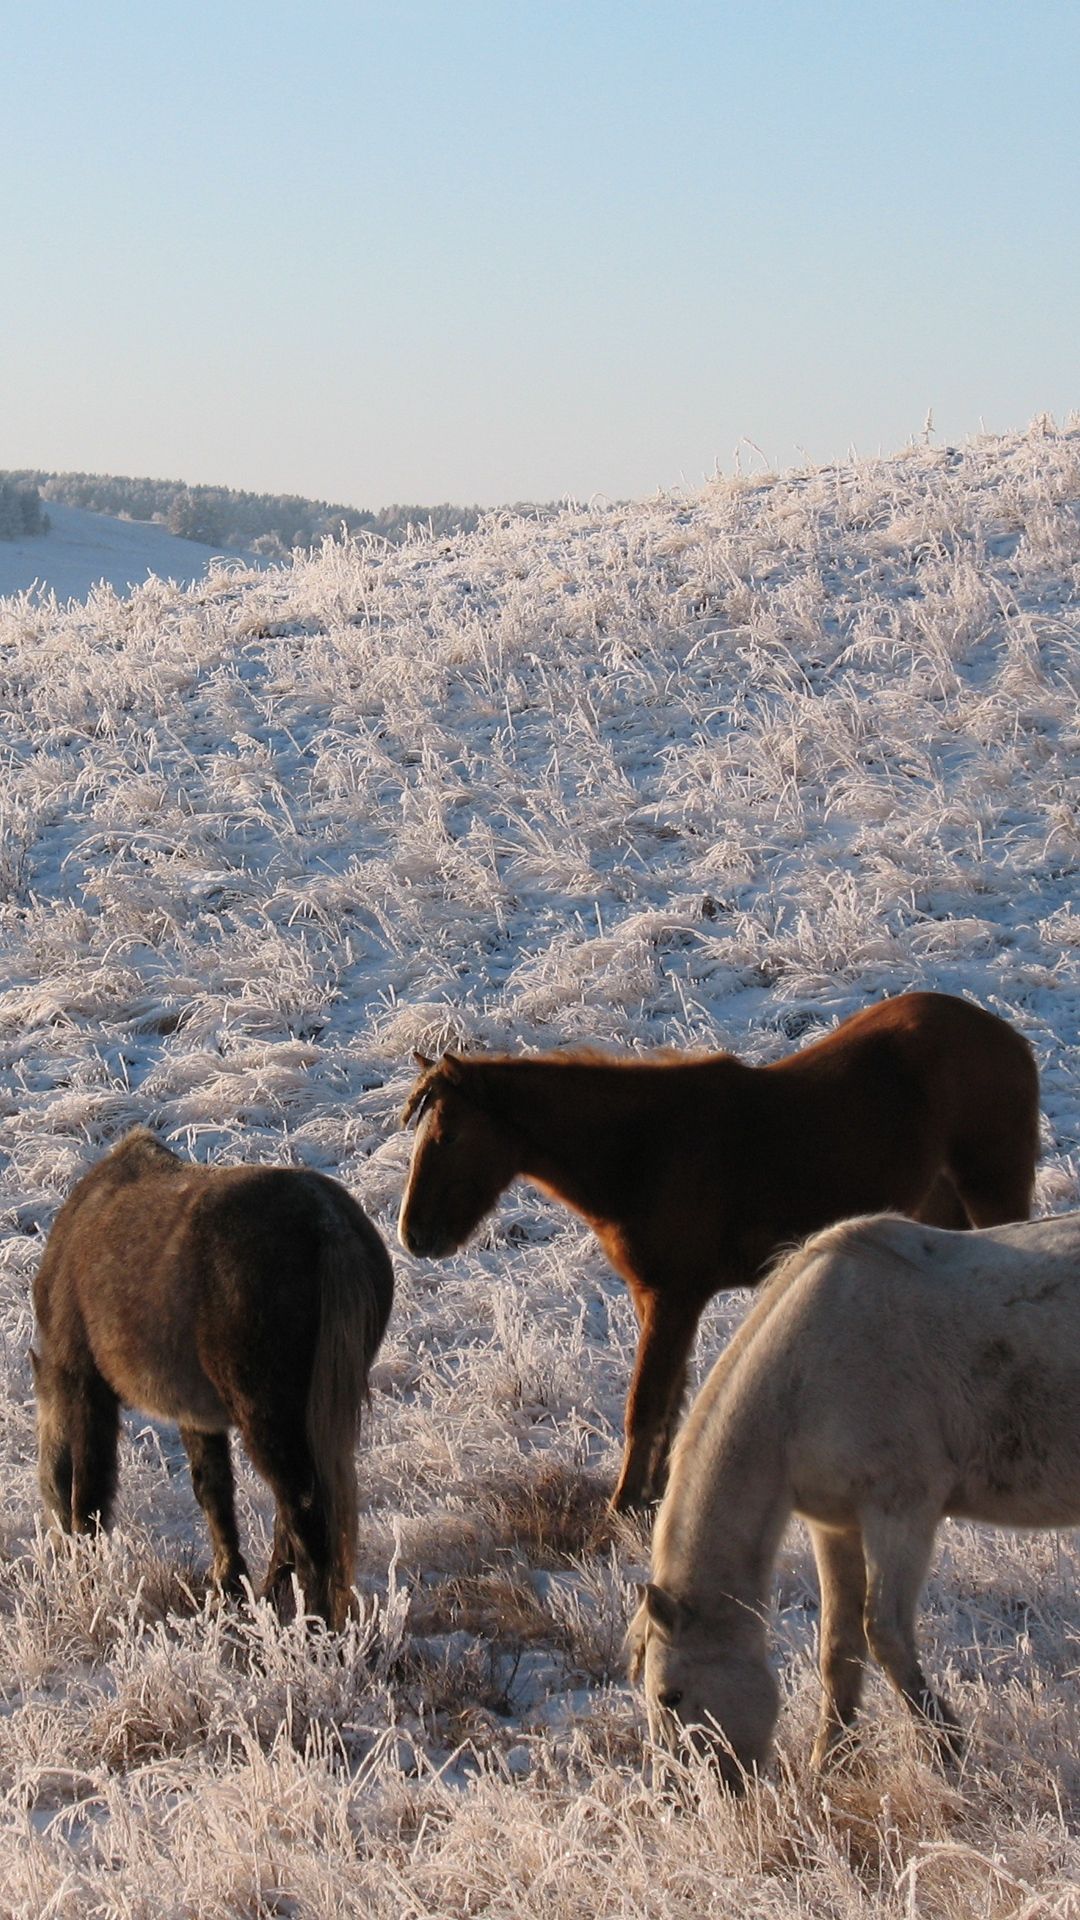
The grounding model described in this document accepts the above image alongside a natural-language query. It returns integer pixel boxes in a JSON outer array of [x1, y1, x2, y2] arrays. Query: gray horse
[[32, 1130, 394, 1628]]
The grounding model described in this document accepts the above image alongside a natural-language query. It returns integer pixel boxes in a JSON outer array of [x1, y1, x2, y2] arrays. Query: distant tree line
[[0, 470, 510, 556], [0, 482, 48, 540]]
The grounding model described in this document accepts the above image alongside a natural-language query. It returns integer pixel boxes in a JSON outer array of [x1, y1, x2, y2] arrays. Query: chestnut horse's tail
[[305, 1210, 394, 1617]]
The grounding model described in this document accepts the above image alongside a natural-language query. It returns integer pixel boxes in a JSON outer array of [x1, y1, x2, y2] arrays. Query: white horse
[[628, 1209, 1080, 1788]]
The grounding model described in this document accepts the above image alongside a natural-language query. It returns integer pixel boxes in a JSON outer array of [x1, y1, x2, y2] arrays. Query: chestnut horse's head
[[398, 1052, 522, 1259]]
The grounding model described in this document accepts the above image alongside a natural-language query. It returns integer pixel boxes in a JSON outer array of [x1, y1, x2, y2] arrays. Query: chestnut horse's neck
[[451, 1051, 745, 1225]]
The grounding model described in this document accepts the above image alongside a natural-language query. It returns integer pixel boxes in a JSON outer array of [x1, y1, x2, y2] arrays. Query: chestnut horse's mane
[[399, 1044, 718, 1129], [399, 1059, 451, 1128]]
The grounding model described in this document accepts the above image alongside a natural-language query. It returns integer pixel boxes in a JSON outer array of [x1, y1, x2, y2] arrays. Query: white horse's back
[[685, 1209, 1080, 1539]]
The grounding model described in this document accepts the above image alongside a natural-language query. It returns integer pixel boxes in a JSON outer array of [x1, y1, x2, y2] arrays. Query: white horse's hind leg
[[808, 1522, 869, 1768], [860, 1506, 964, 1757]]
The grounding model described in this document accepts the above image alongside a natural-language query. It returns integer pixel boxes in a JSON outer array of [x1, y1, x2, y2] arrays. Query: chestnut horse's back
[[788, 991, 1039, 1226]]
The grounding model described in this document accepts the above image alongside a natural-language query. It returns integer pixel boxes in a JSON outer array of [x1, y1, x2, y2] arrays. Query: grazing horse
[[31, 1130, 394, 1629], [628, 1209, 1080, 1788], [399, 993, 1038, 1511]]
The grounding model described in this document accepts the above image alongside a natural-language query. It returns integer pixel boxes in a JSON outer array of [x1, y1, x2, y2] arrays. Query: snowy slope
[[0, 498, 261, 602], [1, 419, 1080, 1912]]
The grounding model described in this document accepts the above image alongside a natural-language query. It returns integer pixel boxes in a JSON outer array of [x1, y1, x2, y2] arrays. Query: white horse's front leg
[[807, 1521, 869, 1769], [860, 1505, 964, 1757]]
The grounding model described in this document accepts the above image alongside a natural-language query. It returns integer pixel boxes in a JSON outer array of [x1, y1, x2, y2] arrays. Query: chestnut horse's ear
[[412, 1051, 433, 1071], [644, 1582, 693, 1637]]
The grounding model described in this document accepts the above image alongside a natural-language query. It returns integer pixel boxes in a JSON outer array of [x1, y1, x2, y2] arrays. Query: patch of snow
[[0, 499, 265, 603]]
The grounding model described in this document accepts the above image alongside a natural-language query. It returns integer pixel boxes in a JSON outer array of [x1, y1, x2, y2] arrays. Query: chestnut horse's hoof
[[609, 1486, 659, 1519], [810, 1726, 862, 1774]]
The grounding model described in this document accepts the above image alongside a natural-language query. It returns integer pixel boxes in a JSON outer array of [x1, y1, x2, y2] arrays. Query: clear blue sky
[[4, 1, 1078, 506]]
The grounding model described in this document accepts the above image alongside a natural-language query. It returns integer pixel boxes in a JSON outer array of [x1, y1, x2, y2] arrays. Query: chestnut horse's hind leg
[[611, 1289, 704, 1514], [948, 1145, 1036, 1228], [807, 1522, 870, 1768], [180, 1427, 249, 1598], [860, 1506, 964, 1758], [913, 1175, 971, 1230], [39, 1432, 74, 1533]]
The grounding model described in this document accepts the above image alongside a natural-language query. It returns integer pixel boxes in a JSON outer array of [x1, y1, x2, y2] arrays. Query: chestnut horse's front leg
[[611, 1288, 704, 1514]]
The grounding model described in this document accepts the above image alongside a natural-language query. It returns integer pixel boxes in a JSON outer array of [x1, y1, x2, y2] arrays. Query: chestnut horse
[[32, 1130, 394, 1628], [629, 1209, 1080, 1787], [399, 993, 1038, 1512]]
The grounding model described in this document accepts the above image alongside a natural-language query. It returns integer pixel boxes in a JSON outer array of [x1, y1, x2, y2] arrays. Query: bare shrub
[[408, 1568, 551, 1645], [474, 1461, 616, 1566]]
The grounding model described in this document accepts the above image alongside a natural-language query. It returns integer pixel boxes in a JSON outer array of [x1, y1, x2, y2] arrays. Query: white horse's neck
[[653, 1334, 793, 1645]]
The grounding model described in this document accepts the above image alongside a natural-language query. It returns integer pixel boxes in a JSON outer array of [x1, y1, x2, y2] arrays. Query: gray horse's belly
[[91, 1327, 231, 1432], [131, 1367, 231, 1431]]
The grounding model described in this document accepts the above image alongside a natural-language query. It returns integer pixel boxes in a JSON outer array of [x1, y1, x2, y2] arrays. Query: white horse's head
[[628, 1582, 779, 1792]]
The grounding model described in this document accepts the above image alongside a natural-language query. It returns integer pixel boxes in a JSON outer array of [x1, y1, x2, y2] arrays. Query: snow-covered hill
[[0, 498, 260, 603], [2, 419, 1080, 1913]]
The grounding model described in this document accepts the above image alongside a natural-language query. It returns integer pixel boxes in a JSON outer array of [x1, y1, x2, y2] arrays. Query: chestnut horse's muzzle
[[398, 1217, 459, 1260]]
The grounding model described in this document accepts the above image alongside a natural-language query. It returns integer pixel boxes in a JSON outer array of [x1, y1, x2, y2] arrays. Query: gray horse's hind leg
[[860, 1506, 964, 1757], [67, 1371, 121, 1534], [180, 1428, 249, 1597], [808, 1522, 870, 1768], [240, 1411, 338, 1628], [31, 1351, 74, 1531]]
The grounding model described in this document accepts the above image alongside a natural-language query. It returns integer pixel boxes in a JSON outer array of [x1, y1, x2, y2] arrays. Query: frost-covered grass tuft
[[3, 419, 1080, 1912]]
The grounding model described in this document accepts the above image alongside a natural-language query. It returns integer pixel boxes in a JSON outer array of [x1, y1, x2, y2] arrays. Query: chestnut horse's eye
[[658, 1688, 684, 1711]]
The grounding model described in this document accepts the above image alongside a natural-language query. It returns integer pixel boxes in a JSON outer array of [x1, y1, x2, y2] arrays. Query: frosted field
[[2, 419, 1080, 1915]]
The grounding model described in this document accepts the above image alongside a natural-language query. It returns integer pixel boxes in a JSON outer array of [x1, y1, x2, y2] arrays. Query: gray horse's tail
[[305, 1213, 393, 1622]]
